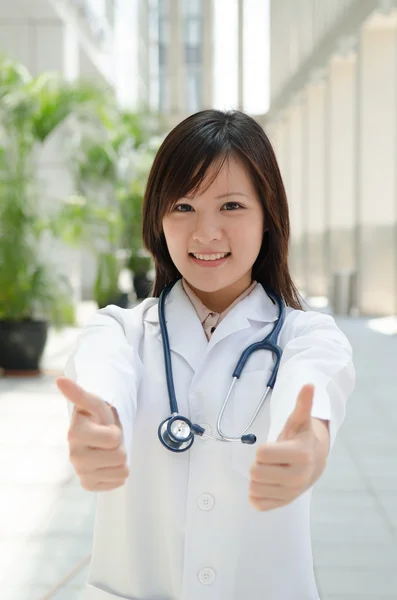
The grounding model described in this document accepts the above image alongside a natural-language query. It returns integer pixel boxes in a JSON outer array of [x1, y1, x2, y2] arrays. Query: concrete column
[[271, 113, 289, 194], [328, 41, 357, 281], [357, 12, 397, 315], [286, 93, 305, 292], [0, 0, 65, 74], [237, 0, 244, 110], [202, 0, 214, 108], [305, 69, 328, 298], [169, 0, 185, 116]]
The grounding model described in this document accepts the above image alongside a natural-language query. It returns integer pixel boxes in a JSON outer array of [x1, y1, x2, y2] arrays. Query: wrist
[[310, 418, 330, 485]]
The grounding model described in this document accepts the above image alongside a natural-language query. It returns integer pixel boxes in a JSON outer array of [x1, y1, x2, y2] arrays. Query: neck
[[186, 274, 253, 313]]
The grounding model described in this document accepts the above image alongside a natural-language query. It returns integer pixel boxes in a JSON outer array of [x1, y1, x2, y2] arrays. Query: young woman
[[58, 110, 355, 600]]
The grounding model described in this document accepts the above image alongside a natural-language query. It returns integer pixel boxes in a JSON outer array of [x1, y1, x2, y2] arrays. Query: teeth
[[192, 253, 229, 261]]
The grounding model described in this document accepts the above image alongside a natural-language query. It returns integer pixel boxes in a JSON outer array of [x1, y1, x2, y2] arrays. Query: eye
[[174, 203, 193, 212], [222, 202, 243, 211]]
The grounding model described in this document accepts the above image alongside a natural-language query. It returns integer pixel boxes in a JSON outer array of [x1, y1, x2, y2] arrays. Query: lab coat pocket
[[83, 583, 137, 600], [231, 368, 272, 480]]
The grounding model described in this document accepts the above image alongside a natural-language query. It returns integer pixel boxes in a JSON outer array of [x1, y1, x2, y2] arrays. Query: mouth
[[189, 252, 231, 267]]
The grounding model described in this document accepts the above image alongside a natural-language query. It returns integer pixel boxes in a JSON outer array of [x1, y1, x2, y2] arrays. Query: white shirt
[[64, 279, 355, 600]]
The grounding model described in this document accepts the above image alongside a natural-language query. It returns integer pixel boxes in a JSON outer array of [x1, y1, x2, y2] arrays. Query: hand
[[57, 376, 129, 492], [249, 383, 318, 512]]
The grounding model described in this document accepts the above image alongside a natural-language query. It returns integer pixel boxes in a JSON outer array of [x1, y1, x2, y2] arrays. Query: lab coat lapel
[[144, 281, 280, 373], [207, 283, 279, 349], [145, 279, 208, 373]]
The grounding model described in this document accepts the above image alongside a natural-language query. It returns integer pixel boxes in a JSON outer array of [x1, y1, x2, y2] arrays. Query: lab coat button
[[198, 493, 215, 511], [198, 567, 216, 585]]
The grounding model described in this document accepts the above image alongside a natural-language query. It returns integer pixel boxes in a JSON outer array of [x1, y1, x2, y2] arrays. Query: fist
[[57, 376, 129, 492], [249, 383, 318, 512]]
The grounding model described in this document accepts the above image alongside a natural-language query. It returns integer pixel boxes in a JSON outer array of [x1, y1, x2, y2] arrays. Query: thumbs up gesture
[[57, 376, 129, 492], [249, 384, 321, 512]]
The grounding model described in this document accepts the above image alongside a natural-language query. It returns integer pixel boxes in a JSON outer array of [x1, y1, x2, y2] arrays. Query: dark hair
[[142, 109, 305, 310]]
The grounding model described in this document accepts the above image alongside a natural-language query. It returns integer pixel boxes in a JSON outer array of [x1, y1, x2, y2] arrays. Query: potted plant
[[68, 105, 156, 304], [118, 140, 161, 300], [128, 253, 153, 299], [0, 57, 105, 373]]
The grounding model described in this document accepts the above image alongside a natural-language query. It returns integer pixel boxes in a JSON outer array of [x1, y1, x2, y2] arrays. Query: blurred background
[[0, 1, 396, 599]]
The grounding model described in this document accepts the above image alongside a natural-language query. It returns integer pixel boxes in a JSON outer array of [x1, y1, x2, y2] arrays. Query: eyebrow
[[215, 192, 249, 199], [184, 191, 249, 200]]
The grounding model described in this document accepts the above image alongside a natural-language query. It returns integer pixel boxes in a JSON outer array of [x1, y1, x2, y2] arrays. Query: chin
[[185, 272, 241, 294]]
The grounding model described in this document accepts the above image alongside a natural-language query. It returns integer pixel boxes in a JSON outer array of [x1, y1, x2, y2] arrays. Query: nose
[[192, 212, 222, 244]]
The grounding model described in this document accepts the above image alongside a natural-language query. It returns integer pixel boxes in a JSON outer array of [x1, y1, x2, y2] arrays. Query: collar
[[181, 278, 258, 325], [144, 279, 279, 373]]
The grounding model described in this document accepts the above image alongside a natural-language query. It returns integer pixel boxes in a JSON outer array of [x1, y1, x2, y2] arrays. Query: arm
[[64, 305, 143, 469], [310, 417, 330, 485], [267, 311, 355, 455]]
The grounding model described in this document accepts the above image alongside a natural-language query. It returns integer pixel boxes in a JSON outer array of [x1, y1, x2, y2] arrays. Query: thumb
[[277, 383, 314, 442], [56, 376, 115, 426]]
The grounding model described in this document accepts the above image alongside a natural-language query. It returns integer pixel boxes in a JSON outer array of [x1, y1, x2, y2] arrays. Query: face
[[162, 156, 265, 312]]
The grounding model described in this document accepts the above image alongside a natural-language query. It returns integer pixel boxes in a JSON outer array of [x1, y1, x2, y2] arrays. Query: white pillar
[[328, 44, 357, 279], [286, 93, 305, 292], [270, 113, 289, 194], [237, 0, 244, 110], [305, 70, 328, 298], [0, 0, 65, 74], [169, 0, 185, 117], [202, 0, 214, 108], [357, 13, 397, 315]]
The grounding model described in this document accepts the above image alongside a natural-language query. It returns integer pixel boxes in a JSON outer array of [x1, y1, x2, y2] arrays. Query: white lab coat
[[64, 279, 355, 600]]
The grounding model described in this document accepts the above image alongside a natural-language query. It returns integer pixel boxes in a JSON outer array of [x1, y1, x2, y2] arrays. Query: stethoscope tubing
[[158, 278, 285, 450]]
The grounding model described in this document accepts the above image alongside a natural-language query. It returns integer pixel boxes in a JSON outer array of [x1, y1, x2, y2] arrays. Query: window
[[183, 0, 203, 111]]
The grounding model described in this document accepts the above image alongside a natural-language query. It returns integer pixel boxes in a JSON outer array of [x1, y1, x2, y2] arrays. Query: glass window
[[84, 0, 106, 19], [159, 15, 169, 44], [158, 14, 168, 67], [159, 67, 169, 112], [182, 0, 202, 17], [185, 17, 201, 45], [158, 0, 168, 16], [185, 45, 201, 65], [185, 67, 202, 112]]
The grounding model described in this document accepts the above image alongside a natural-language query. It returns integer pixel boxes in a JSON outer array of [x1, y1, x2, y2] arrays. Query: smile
[[189, 252, 231, 267], [190, 252, 231, 261]]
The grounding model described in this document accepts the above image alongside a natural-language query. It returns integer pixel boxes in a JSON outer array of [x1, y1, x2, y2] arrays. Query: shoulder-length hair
[[142, 109, 305, 310]]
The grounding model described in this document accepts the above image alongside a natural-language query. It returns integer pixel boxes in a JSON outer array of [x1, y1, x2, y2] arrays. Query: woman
[[58, 109, 355, 600]]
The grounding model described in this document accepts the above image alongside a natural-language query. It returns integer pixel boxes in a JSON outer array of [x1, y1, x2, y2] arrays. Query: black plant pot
[[133, 273, 151, 300], [98, 291, 130, 310], [0, 320, 48, 373]]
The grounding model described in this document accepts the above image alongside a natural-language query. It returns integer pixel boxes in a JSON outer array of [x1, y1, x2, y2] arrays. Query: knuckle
[[67, 428, 79, 444], [108, 425, 122, 448], [249, 463, 259, 481], [249, 495, 262, 511], [80, 477, 94, 491], [255, 444, 265, 461], [289, 474, 304, 489], [68, 446, 81, 466], [115, 446, 127, 464]]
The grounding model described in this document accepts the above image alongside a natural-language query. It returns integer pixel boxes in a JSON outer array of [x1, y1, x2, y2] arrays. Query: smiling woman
[[59, 108, 355, 600]]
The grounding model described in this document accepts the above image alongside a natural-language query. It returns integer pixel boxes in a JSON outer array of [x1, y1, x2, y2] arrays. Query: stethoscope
[[157, 279, 285, 452]]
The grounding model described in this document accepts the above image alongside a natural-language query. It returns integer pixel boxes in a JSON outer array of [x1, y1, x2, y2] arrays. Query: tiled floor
[[0, 313, 396, 599]]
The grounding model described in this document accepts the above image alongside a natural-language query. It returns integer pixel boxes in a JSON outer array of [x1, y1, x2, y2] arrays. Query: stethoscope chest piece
[[158, 415, 194, 452]]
